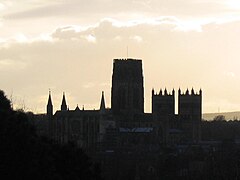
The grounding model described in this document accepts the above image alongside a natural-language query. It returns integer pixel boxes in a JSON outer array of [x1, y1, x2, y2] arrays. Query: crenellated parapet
[[178, 88, 202, 96], [152, 88, 175, 116], [152, 88, 175, 96]]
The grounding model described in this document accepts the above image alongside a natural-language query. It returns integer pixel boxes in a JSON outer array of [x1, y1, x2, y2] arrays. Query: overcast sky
[[1, 0, 240, 114]]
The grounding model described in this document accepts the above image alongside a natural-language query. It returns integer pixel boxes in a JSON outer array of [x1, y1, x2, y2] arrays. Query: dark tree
[[0, 90, 103, 180], [213, 115, 226, 121], [0, 90, 11, 111]]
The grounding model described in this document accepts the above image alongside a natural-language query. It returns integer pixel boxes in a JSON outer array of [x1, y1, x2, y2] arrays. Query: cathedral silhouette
[[47, 58, 202, 151]]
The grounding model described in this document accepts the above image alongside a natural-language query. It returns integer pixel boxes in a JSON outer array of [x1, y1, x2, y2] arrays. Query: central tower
[[111, 59, 144, 115]]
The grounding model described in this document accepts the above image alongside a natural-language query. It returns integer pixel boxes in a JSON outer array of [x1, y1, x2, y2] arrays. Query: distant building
[[111, 59, 144, 115], [43, 58, 202, 179], [45, 58, 202, 149]]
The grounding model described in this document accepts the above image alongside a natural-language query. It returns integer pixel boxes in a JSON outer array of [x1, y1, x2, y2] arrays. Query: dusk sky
[[1, 0, 240, 114]]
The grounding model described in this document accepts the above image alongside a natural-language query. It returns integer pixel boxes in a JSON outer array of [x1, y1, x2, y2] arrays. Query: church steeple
[[47, 90, 53, 116], [100, 91, 106, 112], [61, 92, 67, 111]]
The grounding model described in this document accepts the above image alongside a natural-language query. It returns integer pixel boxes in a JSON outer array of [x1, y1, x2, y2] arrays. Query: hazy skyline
[[1, 0, 240, 114]]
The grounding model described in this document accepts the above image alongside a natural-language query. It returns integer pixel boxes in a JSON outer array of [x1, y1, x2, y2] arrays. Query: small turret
[[61, 92, 67, 111], [191, 88, 194, 95], [178, 88, 181, 95], [75, 104, 80, 111], [152, 88, 154, 96], [164, 88, 167, 95], [100, 91, 106, 113], [159, 89, 163, 95], [186, 89, 189, 95], [172, 89, 175, 95], [47, 90, 53, 117]]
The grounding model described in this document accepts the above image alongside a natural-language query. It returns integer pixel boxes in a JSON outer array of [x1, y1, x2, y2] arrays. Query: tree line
[[0, 90, 103, 180]]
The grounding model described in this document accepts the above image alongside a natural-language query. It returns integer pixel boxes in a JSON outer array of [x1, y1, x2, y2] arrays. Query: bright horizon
[[1, 0, 240, 114]]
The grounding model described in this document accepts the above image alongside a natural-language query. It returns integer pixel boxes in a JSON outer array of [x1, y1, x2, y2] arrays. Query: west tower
[[178, 88, 202, 142], [152, 88, 175, 117], [111, 59, 144, 115]]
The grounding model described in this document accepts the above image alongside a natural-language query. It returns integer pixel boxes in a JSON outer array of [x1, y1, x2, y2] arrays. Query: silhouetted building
[[178, 88, 202, 142], [47, 91, 53, 137], [46, 58, 202, 146], [152, 88, 175, 117], [60, 92, 67, 111], [43, 58, 202, 180], [111, 59, 144, 115]]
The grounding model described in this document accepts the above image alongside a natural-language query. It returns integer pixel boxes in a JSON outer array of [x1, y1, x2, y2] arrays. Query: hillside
[[203, 111, 240, 121]]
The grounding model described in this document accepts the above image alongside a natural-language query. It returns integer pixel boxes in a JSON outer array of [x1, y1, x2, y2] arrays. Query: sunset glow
[[1, 0, 240, 114], [226, 0, 240, 9]]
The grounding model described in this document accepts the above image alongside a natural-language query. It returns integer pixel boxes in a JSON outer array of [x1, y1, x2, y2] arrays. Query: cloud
[[83, 83, 95, 89], [0, 3, 6, 11], [3, 0, 238, 21], [225, 0, 240, 10], [2, 0, 240, 45], [0, 59, 27, 70], [50, 18, 203, 44], [130, 36, 143, 43], [1, 17, 240, 113], [224, 71, 235, 78], [86, 34, 96, 43]]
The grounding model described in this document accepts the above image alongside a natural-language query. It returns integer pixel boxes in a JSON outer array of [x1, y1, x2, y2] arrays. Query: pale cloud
[[1, 1, 240, 113], [0, 59, 27, 70], [224, 71, 235, 78], [83, 83, 95, 89], [99, 83, 109, 87], [49, 18, 204, 44], [225, 0, 240, 10], [130, 35, 143, 43], [2, 0, 239, 22], [1, 0, 240, 41], [0, 3, 6, 11], [86, 34, 96, 43], [1, 18, 240, 113], [174, 20, 204, 32], [15, 33, 28, 43], [113, 36, 122, 41]]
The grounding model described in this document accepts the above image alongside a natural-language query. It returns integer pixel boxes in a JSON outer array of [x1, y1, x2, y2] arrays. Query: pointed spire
[[47, 90, 52, 106], [186, 88, 189, 95], [164, 88, 167, 95], [178, 88, 181, 95], [159, 89, 163, 95], [75, 104, 80, 111], [61, 92, 67, 111], [47, 90, 53, 116], [82, 105, 85, 111], [199, 88, 202, 95], [191, 88, 194, 95], [172, 89, 175, 95], [100, 91, 106, 111]]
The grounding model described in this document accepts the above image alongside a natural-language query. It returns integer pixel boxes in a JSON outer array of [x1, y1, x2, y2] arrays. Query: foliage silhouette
[[0, 90, 103, 180]]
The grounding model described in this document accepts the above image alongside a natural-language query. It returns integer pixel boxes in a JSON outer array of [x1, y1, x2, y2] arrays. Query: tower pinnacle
[[47, 90, 53, 116], [100, 91, 106, 111], [61, 92, 67, 111]]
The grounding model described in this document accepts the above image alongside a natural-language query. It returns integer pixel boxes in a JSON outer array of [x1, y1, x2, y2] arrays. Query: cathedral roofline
[[113, 58, 142, 62]]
